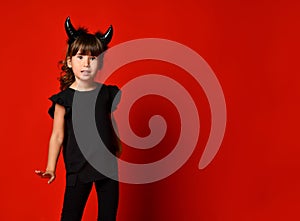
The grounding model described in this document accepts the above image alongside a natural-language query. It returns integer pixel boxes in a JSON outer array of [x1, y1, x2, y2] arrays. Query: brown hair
[[58, 29, 104, 91]]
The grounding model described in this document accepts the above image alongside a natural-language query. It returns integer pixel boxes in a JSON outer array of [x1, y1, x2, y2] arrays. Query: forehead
[[76, 50, 92, 55], [74, 45, 101, 56]]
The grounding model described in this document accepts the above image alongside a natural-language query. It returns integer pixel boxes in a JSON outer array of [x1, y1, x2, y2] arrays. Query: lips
[[81, 70, 91, 75]]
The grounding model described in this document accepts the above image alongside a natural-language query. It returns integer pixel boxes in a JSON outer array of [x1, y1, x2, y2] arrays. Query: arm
[[35, 103, 65, 184]]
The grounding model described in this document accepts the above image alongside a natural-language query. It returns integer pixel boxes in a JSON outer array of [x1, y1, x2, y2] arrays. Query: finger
[[35, 170, 44, 176], [48, 176, 55, 184], [42, 172, 53, 178], [43, 174, 52, 178]]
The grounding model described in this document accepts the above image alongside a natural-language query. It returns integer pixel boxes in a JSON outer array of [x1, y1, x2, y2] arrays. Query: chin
[[79, 75, 92, 80]]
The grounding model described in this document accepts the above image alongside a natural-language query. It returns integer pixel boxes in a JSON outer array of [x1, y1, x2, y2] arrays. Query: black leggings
[[61, 178, 119, 221]]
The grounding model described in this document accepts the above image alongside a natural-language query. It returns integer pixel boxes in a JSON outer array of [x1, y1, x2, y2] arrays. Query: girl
[[35, 17, 121, 221]]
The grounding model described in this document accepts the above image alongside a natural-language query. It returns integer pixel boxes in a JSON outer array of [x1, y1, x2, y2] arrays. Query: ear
[[67, 57, 72, 68]]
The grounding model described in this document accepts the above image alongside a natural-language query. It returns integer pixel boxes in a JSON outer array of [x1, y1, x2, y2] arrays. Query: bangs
[[69, 34, 103, 57]]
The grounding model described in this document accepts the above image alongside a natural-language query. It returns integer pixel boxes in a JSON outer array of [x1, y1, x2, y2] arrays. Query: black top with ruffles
[[48, 83, 121, 186]]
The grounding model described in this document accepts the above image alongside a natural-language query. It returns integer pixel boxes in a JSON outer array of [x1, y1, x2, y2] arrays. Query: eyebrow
[[76, 51, 93, 56]]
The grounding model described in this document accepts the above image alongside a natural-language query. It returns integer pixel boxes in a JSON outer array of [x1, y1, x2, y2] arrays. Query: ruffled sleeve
[[107, 85, 121, 112], [48, 90, 73, 119]]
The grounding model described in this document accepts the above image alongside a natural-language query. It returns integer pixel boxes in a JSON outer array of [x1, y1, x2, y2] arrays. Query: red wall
[[1, 0, 300, 220]]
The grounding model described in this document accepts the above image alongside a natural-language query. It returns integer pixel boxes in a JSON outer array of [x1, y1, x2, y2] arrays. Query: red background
[[1, 0, 300, 220]]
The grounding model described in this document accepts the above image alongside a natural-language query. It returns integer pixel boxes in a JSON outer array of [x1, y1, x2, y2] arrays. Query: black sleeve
[[48, 91, 72, 119], [107, 85, 122, 112]]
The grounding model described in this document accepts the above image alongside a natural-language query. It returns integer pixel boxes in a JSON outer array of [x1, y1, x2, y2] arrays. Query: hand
[[35, 170, 56, 184]]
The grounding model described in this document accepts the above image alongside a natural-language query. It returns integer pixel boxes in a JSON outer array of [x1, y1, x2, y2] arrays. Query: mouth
[[81, 70, 91, 75]]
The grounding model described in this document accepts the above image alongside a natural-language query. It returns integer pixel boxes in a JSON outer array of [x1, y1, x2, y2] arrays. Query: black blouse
[[48, 83, 121, 185]]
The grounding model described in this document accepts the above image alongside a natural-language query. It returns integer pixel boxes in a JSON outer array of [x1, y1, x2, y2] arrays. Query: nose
[[83, 56, 90, 67]]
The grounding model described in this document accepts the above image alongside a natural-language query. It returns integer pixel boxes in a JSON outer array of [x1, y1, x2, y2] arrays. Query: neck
[[71, 79, 97, 91]]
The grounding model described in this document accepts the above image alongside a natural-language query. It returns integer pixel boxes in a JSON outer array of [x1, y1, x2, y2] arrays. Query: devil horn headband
[[64, 16, 113, 46]]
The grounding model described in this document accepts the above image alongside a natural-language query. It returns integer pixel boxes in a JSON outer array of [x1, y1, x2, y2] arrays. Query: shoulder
[[103, 84, 121, 111], [98, 84, 121, 99], [99, 83, 119, 90], [49, 88, 74, 107], [105, 84, 121, 96], [48, 88, 73, 119], [50, 88, 74, 99]]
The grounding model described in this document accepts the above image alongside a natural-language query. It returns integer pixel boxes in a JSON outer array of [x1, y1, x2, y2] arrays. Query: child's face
[[67, 51, 100, 82]]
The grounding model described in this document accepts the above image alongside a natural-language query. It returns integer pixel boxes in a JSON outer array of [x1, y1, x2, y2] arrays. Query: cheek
[[95, 60, 102, 69], [91, 61, 100, 69]]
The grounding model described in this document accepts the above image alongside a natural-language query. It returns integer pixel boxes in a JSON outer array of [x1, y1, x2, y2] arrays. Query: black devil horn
[[65, 16, 78, 42], [98, 25, 113, 46]]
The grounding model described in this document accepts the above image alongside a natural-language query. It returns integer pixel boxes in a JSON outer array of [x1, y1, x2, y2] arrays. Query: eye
[[90, 56, 97, 61], [77, 55, 83, 59]]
